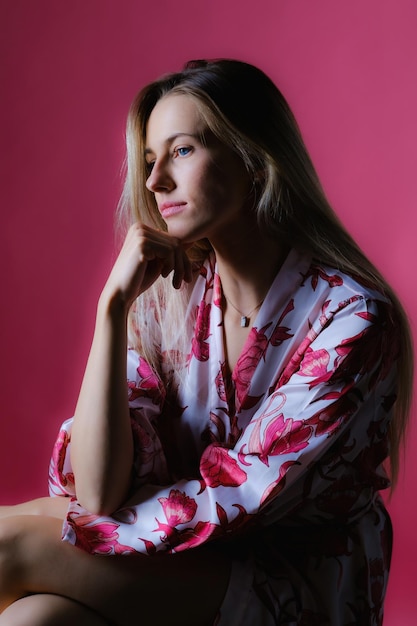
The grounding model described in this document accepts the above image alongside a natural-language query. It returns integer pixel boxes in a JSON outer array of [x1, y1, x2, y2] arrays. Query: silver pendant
[[241, 316, 249, 327]]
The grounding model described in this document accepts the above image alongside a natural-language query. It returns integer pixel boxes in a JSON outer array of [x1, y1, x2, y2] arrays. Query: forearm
[[69, 224, 191, 516], [70, 293, 133, 516]]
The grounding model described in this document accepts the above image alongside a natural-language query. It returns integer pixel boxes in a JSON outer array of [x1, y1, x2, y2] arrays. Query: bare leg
[[0, 497, 69, 520], [0, 594, 109, 625], [0, 514, 230, 626]]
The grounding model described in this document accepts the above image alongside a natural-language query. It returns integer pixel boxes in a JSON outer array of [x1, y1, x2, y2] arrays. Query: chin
[[167, 224, 206, 244]]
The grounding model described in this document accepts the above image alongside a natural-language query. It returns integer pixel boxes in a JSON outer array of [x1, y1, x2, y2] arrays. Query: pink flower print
[[154, 515, 221, 551], [276, 326, 319, 387], [199, 262, 208, 281], [333, 300, 398, 390], [66, 512, 136, 555], [191, 301, 211, 361], [213, 272, 223, 308], [158, 489, 197, 527], [302, 265, 343, 290], [260, 460, 301, 507], [207, 252, 217, 278], [216, 502, 256, 535], [137, 356, 156, 381], [233, 324, 270, 411], [49, 428, 74, 493], [169, 520, 220, 551], [127, 357, 165, 406], [139, 537, 157, 555], [200, 444, 248, 488], [269, 324, 294, 347], [215, 363, 228, 402], [130, 418, 156, 466], [270, 299, 295, 347], [309, 394, 358, 437], [319, 299, 332, 327], [225, 413, 243, 448], [258, 414, 312, 466], [207, 410, 226, 443], [298, 347, 330, 378], [204, 409, 243, 448]]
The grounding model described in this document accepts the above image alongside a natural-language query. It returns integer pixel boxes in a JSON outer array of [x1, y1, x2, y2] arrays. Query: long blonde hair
[[118, 59, 413, 486]]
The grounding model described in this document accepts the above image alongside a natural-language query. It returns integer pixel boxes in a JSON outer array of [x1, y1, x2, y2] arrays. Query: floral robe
[[49, 248, 398, 625]]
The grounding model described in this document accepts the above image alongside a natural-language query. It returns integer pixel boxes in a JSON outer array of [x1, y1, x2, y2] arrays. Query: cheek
[[214, 158, 252, 205], [200, 165, 247, 210], [186, 166, 222, 205]]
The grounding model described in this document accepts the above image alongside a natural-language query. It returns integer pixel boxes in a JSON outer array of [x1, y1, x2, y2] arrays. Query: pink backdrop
[[1, 0, 416, 622]]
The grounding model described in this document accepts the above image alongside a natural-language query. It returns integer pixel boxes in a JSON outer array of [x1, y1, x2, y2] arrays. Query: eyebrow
[[144, 132, 201, 156]]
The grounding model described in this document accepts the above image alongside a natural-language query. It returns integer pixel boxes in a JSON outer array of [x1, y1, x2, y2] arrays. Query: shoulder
[[272, 250, 393, 328], [293, 254, 394, 327], [283, 254, 398, 364], [299, 256, 388, 304]]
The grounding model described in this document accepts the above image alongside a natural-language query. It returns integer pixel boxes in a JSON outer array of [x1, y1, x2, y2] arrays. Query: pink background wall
[[1, 0, 416, 621]]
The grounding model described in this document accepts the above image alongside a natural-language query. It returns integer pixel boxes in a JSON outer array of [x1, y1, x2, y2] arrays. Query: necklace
[[223, 294, 264, 327]]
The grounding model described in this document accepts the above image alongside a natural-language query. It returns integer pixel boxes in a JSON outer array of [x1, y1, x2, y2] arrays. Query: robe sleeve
[[57, 294, 398, 555], [48, 349, 170, 498]]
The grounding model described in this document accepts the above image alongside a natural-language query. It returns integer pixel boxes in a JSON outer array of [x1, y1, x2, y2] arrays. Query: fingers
[[164, 244, 190, 289], [126, 223, 193, 292]]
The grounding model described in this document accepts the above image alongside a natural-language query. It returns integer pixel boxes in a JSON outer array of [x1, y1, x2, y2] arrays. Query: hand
[[101, 223, 193, 311]]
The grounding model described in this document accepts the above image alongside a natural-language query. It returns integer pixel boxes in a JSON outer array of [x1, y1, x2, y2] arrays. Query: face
[[144, 94, 253, 244]]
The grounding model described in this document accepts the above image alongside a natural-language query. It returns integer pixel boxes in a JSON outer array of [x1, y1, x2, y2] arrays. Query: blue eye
[[175, 146, 192, 157]]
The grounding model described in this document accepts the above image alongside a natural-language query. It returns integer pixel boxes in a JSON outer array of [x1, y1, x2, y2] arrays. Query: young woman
[[0, 59, 413, 625]]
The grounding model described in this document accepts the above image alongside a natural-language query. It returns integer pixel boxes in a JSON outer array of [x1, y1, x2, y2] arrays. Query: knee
[[0, 598, 32, 625], [0, 515, 22, 559], [0, 518, 25, 605]]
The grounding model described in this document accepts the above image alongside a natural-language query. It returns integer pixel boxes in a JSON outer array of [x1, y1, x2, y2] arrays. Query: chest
[[222, 310, 253, 374]]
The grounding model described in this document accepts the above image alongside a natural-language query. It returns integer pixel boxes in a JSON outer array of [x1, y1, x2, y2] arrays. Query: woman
[[0, 59, 413, 625]]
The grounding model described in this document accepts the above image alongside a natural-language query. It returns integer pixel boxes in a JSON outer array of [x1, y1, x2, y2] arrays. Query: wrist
[[97, 287, 131, 322]]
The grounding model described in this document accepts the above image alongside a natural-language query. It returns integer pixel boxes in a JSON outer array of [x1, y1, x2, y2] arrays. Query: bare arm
[[70, 223, 192, 515]]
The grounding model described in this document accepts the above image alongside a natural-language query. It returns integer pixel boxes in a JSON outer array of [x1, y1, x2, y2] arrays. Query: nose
[[145, 159, 175, 193]]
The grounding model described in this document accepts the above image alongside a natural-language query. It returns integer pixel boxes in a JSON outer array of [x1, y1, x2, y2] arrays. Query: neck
[[212, 227, 289, 318]]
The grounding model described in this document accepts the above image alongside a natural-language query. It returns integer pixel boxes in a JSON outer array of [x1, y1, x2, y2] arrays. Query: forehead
[[145, 94, 205, 147]]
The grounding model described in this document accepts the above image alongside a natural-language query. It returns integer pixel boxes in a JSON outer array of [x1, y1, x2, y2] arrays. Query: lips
[[159, 201, 187, 218]]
